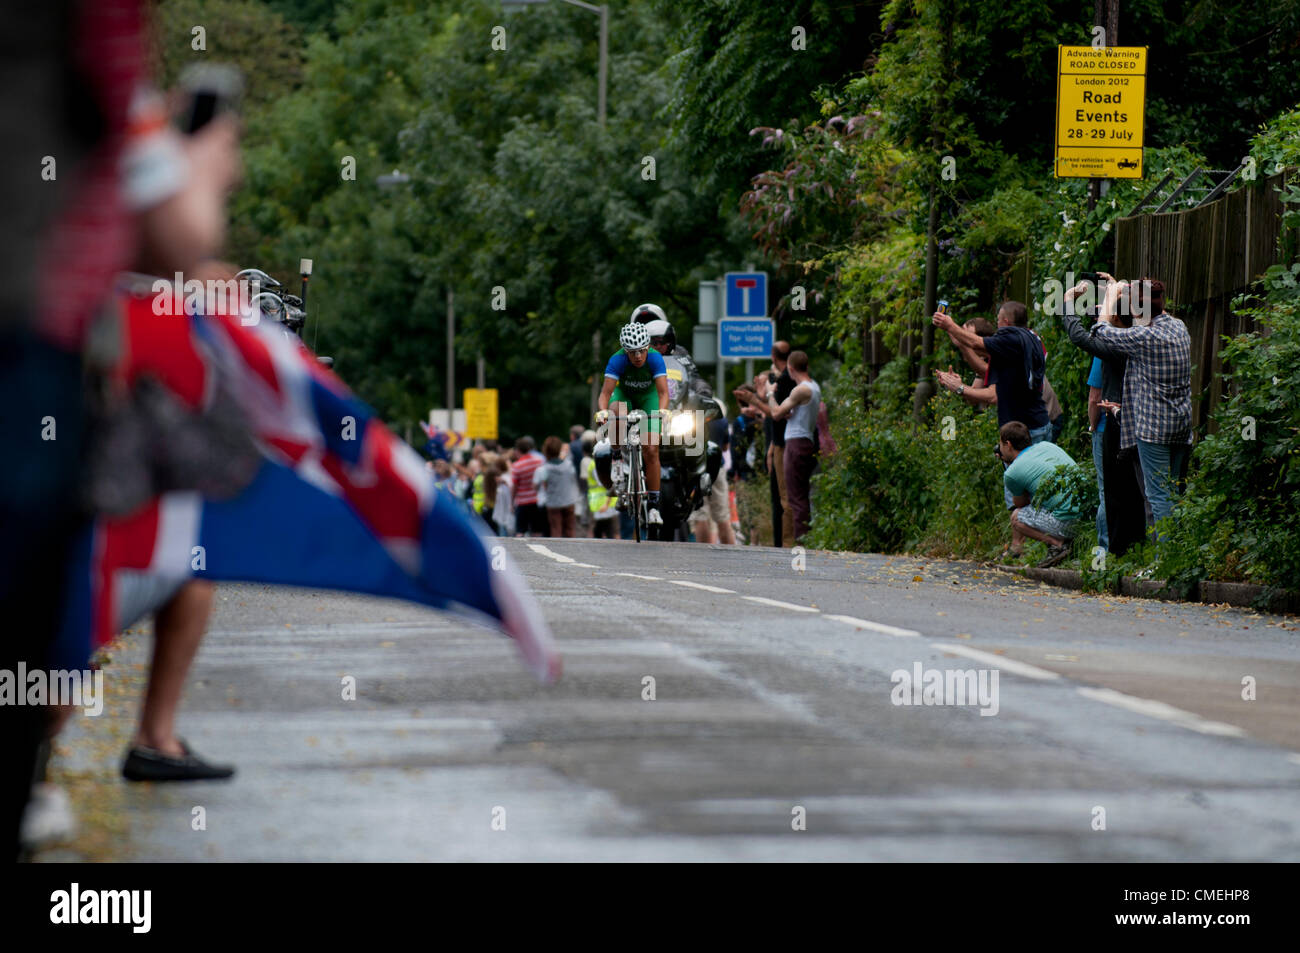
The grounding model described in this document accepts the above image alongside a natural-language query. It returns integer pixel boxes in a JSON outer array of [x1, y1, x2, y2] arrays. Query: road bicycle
[[606, 410, 651, 542]]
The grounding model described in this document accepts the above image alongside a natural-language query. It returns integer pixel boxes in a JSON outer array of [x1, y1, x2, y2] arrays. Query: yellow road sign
[[463, 388, 498, 440], [1055, 45, 1147, 178]]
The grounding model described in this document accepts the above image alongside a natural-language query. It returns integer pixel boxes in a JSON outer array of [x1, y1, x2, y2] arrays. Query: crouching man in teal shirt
[[1000, 420, 1082, 568]]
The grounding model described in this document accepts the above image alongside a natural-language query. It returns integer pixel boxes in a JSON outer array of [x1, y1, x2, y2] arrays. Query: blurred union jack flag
[[59, 283, 559, 683]]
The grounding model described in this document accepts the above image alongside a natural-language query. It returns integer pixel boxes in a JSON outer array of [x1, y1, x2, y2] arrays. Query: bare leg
[[1011, 511, 1064, 548], [1009, 510, 1026, 554], [714, 519, 736, 545], [134, 581, 215, 757], [643, 443, 660, 492]]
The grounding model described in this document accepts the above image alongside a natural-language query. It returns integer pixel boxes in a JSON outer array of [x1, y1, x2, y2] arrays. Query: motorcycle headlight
[[668, 412, 696, 438]]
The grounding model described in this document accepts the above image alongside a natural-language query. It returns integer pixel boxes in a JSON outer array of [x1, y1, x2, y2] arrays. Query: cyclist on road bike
[[595, 322, 669, 525]]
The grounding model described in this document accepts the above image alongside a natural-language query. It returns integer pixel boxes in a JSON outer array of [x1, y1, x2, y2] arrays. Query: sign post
[[1055, 46, 1147, 179], [718, 318, 774, 359], [723, 271, 768, 319]]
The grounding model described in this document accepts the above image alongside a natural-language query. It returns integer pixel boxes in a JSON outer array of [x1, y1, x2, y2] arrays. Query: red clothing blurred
[[37, 0, 147, 351]]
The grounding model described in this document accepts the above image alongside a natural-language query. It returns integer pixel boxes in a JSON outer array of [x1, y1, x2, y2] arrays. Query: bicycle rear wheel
[[629, 445, 642, 542]]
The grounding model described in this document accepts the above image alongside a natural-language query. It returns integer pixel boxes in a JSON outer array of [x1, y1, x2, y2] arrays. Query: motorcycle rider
[[631, 303, 713, 402], [595, 322, 669, 526]]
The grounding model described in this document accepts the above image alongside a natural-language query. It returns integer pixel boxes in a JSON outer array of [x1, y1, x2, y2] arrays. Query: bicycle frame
[[606, 410, 654, 542]]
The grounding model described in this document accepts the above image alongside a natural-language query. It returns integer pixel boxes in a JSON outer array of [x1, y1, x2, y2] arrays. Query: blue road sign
[[724, 271, 768, 319], [718, 318, 774, 359]]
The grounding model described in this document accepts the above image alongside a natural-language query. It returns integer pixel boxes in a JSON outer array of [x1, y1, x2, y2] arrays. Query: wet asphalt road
[[47, 539, 1300, 861]]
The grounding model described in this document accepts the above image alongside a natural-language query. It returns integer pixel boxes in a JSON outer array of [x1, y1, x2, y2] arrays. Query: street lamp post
[[502, 0, 608, 128]]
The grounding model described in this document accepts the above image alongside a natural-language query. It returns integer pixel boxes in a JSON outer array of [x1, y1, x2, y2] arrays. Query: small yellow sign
[[1055, 46, 1147, 178], [463, 388, 498, 440]]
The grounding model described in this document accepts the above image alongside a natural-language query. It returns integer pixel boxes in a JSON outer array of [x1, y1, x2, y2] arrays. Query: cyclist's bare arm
[[597, 377, 617, 413]]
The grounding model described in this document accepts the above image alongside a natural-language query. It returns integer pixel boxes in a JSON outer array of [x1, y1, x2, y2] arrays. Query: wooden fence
[[1112, 168, 1292, 431]]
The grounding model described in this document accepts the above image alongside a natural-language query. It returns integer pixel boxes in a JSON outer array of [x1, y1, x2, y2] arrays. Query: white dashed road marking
[[824, 614, 920, 638], [670, 580, 736, 594], [742, 596, 819, 613], [932, 643, 1061, 680], [519, 542, 1260, 746]]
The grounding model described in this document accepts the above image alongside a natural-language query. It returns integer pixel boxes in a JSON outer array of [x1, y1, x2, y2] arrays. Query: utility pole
[[596, 3, 607, 127], [446, 288, 455, 415], [590, 330, 601, 419], [1089, 0, 1120, 211], [914, 4, 952, 419]]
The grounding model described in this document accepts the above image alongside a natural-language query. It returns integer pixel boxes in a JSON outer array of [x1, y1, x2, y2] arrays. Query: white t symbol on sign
[[736, 278, 757, 314]]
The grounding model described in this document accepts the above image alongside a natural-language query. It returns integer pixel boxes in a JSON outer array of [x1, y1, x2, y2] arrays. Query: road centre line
[[670, 580, 736, 594], [930, 643, 1061, 679], [522, 541, 1263, 746], [743, 596, 820, 613], [526, 544, 576, 563], [824, 614, 920, 638]]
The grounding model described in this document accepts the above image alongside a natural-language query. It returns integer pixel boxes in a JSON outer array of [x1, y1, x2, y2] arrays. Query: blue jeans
[[1092, 428, 1107, 550], [1004, 424, 1055, 508], [1137, 440, 1189, 539]]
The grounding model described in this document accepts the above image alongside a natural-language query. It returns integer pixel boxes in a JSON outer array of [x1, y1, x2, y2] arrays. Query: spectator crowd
[[930, 272, 1193, 567]]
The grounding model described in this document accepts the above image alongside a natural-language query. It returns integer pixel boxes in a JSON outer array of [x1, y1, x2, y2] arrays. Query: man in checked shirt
[[1090, 277, 1193, 540]]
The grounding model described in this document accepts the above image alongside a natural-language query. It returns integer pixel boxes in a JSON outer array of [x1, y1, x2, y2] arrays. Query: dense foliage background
[[149, 0, 1300, 584]]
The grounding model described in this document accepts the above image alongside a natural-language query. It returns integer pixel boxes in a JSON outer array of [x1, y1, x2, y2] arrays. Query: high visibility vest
[[584, 457, 615, 513], [472, 473, 487, 513]]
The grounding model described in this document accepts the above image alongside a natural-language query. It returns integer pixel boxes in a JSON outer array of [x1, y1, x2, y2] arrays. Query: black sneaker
[[1037, 543, 1070, 568], [122, 740, 235, 782]]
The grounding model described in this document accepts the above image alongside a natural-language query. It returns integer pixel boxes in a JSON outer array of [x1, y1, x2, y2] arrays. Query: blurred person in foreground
[[3, 0, 239, 857]]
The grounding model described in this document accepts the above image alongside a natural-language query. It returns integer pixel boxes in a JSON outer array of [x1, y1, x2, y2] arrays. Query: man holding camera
[[1091, 277, 1192, 539], [933, 301, 1051, 507]]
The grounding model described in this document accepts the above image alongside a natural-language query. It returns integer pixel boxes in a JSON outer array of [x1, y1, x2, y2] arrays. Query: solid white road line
[[670, 580, 736, 594], [931, 643, 1061, 680], [743, 596, 819, 613], [1076, 686, 1246, 738], [824, 614, 920, 638]]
